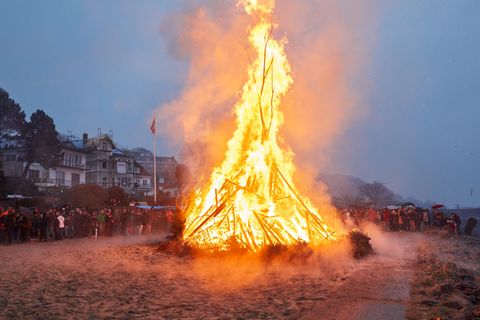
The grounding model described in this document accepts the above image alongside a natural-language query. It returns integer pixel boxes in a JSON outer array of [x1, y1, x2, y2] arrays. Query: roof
[[59, 139, 87, 153], [112, 148, 125, 155], [81, 134, 116, 151], [126, 148, 177, 162], [130, 147, 152, 156]]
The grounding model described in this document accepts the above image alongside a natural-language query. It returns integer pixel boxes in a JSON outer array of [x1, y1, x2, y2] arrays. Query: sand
[[0, 231, 430, 319]]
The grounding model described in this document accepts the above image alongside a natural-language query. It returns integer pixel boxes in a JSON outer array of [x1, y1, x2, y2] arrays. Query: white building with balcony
[[28, 144, 87, 188], [0, 136, 87, 189]]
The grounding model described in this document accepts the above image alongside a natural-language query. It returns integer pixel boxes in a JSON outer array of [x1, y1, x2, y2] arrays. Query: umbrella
[[431, 204, 444, 209], [401, 202, 416, 207], [387, 205, 400, 210]]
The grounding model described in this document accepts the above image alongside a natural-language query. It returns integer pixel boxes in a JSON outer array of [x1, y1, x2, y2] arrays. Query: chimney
[[82, 133, 88, 146]]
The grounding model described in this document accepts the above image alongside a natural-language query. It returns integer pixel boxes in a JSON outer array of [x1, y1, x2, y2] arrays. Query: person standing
[[17, 212, 31, 242], [47, 210, 57, 240], [64, 212, 73, 238], [97, 210, 106, 237], [57, 212, 65, 239], [451, 213, 461, 236], [383, 209, 390, 231], [464, 217, 477, 236], [398, 210, 404, 231], [39, 211, 48, 242], [5, 208, 15, 244], [421, 210, 430, 231], [0, 208, 6, 243]]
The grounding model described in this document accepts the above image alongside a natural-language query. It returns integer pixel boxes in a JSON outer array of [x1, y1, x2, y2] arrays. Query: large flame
[[182, 0, 338, 251]]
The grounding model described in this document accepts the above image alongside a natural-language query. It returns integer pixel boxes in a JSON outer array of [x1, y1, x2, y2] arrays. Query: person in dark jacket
[[464, 217, 477, 236], [17, 212, 31, 242], [4, 208, 16, 244], [39, 211, 49, 242], [451, 213, 461, 235]]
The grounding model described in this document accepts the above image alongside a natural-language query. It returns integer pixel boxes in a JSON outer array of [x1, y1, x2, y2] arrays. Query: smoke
[[277, 1, 378, 166], [188, 239, 356, 292], [157, 2, 252, 176], [155, 1, 379, 199]]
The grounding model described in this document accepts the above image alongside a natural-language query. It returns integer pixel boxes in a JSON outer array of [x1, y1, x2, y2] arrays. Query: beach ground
[[0, 230, 476, 319], [407, 231, 480, 320]]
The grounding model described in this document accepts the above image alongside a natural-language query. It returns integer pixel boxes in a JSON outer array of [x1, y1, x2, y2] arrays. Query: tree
[[21, 110, 63, 178], [359, 181, 395, 208], [61, 184, 108, 208], [107, 186, 126, 206], [0, 176, 38, 197], [0, 88, 26, 142]]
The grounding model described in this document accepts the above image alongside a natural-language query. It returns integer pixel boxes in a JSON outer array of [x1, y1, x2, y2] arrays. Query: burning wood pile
[[181, 0, 339, 252]]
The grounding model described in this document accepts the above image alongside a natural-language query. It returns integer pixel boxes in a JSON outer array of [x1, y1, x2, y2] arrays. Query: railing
[[55, 178, 68, 187], [32, 178, 72, 187], [60, 160, 86, 169], [32, 178, 55, 184]]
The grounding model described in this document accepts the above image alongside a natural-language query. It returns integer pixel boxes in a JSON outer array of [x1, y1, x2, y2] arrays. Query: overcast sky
[[1, 1, 479, 207]]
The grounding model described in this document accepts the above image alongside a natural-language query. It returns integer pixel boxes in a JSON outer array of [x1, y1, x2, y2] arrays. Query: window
[[117, 162, 127, 174], [143, 179, 147, 186], [102, 177, 107, 188], [56, 171, 65, 186], [72, 173, 80, 186], [102, 161, 107, 169], [64, 153, 71, 166], [28, 169, 40, 180]]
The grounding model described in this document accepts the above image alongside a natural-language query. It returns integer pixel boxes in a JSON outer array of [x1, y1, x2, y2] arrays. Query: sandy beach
[[0, 230, 477, 320]]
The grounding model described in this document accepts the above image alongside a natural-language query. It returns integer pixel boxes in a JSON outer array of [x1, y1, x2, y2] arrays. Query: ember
[[182, 0, 339, 251]]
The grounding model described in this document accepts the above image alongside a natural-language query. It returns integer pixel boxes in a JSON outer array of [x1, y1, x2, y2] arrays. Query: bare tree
[[359, 181, 395, 208]]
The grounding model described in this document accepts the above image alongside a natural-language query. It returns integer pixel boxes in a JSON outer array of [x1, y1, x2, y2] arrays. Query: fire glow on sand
[[182, 0, 340, 252]]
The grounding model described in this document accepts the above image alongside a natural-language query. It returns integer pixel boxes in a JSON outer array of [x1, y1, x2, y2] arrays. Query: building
[[0, 131, 177, 198], [125, 147, 179, 196], [0, 146, 23, 178], [83, 133, 152, 196], [0, 135, 87, 189]]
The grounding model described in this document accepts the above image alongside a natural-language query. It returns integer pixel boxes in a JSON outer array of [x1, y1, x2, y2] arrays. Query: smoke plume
[[155, 0, 379, 199]]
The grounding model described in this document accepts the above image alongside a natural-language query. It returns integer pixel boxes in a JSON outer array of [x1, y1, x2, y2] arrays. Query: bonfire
[[182, 0, 339, 252]]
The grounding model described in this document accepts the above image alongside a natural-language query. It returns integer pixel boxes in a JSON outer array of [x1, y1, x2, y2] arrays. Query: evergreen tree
[[21, 110, 63, 177], [0, 88, 26, 142]]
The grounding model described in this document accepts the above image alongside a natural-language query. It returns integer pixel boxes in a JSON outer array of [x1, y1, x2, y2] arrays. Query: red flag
[[150, 115, 156, 135]]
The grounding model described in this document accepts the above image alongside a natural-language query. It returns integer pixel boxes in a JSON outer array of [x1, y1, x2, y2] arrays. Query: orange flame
[[183, 0, 339, 251]]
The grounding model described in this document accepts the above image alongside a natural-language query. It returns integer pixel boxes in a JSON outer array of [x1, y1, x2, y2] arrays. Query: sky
[[1, 0, 479, 207]]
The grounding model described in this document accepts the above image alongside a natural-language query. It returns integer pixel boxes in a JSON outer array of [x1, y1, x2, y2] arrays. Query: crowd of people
[[338, 206, 478, 236], [0, 205, 175, 244], [1, 203, 478, 245]]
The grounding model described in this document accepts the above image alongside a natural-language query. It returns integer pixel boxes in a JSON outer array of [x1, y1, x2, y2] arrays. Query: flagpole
[[153, 114, 157, 204]]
